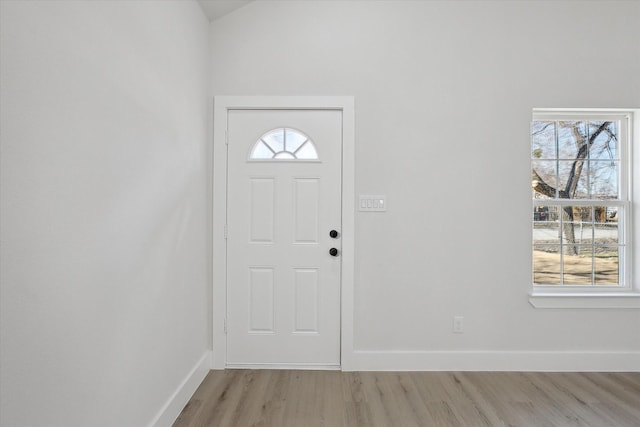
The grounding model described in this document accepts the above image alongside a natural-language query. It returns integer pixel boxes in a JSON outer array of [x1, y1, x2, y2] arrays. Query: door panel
[[293, 178, 319, 243], [249, 178, 275, 243], [248, 267, 274, 332], [293, 268, 319, 332], [226, 109, 342, 366]]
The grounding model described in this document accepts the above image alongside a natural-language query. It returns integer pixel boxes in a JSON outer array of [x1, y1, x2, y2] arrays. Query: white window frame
[[529, 108, 640, 309]]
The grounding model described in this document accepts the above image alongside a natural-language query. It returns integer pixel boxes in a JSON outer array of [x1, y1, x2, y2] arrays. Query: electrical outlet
[[453, 316, 464, 334]]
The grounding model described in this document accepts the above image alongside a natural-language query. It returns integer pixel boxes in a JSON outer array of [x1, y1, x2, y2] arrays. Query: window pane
[[589, 160, 618, 199], [532, 160, 557, 199], [594, 207, 618, 245], [262, 129, 285, 152], [562, 207, 592, 256], [274, 152, 295, 160], [595, 246, 619, 286], [533, 245, 561, 284], [568, 207, 594, 245], [285, 129, 308, 152], [562, 245, 593, 285], [605, 206, 619, 224], [589, 121, 618, 160], [294, 141, 318, 159], [577, 168, 590, 199], [533, 206, 560, 244], [558, 160, 589, 199], [531, 121, 556, 159], [251, 141, 275, 159], [558, 121, 586, 160]]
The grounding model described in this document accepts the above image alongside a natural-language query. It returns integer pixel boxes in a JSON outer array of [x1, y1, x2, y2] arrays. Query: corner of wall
[[149, 351, 212, 427]]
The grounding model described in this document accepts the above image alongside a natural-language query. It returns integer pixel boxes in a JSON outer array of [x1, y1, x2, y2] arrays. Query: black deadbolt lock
[[329, 230, 339, 238]]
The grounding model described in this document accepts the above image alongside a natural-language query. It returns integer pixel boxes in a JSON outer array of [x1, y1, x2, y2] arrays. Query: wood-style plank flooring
[[173, 370, 640, 427]]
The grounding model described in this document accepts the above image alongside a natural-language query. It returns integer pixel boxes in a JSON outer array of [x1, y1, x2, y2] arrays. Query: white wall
[[211, 0, 640, 369], [0, 1, 211, 426]]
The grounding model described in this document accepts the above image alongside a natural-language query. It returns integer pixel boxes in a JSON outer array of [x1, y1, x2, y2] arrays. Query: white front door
[[226, 109, 342, 368]]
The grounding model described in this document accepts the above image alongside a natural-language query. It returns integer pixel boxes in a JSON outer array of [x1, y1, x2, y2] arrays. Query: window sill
[[529, 293, 640, 309]]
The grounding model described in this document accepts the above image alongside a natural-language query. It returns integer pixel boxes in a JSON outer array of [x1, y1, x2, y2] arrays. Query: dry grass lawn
[[533, 250, 618, 285]]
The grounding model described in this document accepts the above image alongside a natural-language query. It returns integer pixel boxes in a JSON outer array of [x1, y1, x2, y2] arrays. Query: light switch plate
[[359, 195, 387, 212]]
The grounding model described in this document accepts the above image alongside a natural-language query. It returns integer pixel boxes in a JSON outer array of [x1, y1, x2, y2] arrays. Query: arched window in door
[[249, 128, 319, 160]]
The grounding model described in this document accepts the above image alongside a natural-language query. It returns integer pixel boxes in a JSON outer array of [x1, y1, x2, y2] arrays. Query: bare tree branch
[[531, 169, 558, 198], [532, 122, 554, 137]]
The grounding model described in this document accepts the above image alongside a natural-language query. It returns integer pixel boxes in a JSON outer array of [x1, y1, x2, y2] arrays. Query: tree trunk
[[562, 206, 578, 256]]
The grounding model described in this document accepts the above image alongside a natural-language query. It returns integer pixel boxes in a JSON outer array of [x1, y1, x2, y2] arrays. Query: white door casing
[[212, 96, 355, 370]]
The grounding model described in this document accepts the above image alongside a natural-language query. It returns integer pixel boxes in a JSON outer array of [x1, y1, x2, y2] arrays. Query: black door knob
[[329, 248, 339, 257], [329, 230, 339, 238]]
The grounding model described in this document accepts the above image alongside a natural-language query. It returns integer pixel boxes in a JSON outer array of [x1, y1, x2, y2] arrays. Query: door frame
[[212, 96, 355, 370]]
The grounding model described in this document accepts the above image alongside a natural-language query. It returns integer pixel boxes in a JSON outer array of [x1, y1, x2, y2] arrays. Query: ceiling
[[197, 0, 254, 21]]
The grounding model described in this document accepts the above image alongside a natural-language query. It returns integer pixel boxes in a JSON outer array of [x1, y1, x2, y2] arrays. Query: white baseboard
[[349, 350, 640, 372], [149, 350, 212, 427], [226, 363, 341, 370]]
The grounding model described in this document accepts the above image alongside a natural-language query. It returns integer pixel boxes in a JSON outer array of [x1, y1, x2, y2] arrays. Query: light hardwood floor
[[173, 370, 640, 427]]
